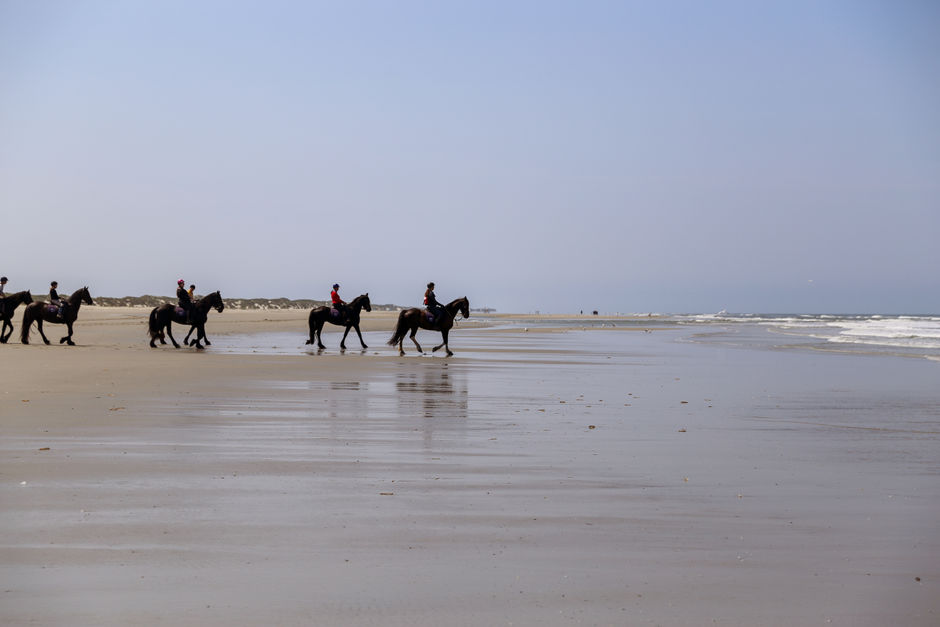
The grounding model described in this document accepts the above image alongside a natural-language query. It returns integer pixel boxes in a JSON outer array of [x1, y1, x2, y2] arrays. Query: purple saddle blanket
[[45, 304, 60, 316]]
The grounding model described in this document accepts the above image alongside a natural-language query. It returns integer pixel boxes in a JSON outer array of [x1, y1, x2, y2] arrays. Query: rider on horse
[[425, 282, 445, 323], [331, 283, 346, 318], [177, 279, 193, 322], [50, 281, 69, 320], [0, 276, 6, 317]]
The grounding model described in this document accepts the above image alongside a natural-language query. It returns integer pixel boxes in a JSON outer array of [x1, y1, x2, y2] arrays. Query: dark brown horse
[[387, 296, 470, 356], [148, 291, 224, 349], [20, 287, 94, 345], [1, 290, 32, 343], [305, 293, 372, 351]]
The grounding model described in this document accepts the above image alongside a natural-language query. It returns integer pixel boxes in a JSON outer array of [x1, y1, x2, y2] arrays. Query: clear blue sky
[[1, 1, 938, 313]]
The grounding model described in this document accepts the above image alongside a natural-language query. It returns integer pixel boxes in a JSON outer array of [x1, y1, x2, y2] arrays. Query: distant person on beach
[[50, 280, 67, 320], [424, 282, 444, 321], [177, 279, 192, 321], [331, 283, 346, 316]]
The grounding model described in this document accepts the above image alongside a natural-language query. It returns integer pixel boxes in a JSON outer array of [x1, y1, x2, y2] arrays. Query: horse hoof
[[362, 345, 368, 349], [305, 340, 312, 345], [68, 341, 75, 346], [43, 340, 51, 345], [60, 338, 67, 344], [195, 344, 205, 350]]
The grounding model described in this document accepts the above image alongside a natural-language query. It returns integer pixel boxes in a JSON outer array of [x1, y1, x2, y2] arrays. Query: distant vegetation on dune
[[91, 295, 403, 311]]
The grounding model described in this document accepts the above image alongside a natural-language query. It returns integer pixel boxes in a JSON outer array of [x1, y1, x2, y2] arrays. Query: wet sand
[[2, 307, 938, 626]]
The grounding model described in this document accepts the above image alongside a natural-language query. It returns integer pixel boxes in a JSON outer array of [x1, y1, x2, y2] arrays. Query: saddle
[[45, 304, 62, 316], [175, 306, 192, 323], [330, 308, 342, 319]]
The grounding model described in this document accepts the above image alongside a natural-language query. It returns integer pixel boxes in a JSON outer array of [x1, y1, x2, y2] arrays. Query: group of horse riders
[[174, 278, 446, 323], [4, 275, 468, 355], [2, 276, 446, 323], [0, 276, 70, 320]]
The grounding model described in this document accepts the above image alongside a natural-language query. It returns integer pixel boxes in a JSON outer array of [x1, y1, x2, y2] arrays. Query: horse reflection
[[395, 364, 469, 449]]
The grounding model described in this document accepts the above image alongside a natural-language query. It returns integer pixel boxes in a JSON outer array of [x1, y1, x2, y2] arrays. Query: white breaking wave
[[679, 313, 940, 354], [825, 317, 940, 350]]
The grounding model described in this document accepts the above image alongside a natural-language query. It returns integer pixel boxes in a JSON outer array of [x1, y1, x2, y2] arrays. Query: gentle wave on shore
[[675, 313, 940, 359]]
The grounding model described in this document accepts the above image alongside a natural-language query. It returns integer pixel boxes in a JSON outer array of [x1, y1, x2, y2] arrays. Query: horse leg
[[410, 327, 423, 354], [432, 328, 452, 356], [305, 316, 316, 345], [192, 325, 205, 349], [37, 319, 51, 345], [316, 321, 326, 350], [354, 324, 368, 349], [340, 325, 351, 351], [165, 322, 180, 348], [150, 321, 166, 348], [183, 325, 194, 346], [0, 319, 9, 343], [60, 321, 75, 345]]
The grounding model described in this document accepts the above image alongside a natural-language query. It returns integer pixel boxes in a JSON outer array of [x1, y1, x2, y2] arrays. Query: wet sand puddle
[[5, 323, 939, 626]]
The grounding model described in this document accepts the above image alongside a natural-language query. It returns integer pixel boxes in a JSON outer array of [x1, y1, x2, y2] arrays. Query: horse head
[[26, 290, 33, 304], [360, 293, 372, 313], [210, 291, 225, 313], [73, 286, 94, 305], [456, 296, 470, 319]]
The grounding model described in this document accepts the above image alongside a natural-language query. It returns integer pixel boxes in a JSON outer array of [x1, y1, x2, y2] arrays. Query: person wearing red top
[[331, 283, 346, 317]]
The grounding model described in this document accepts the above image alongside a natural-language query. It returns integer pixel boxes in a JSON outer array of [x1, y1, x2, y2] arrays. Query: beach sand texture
[[2, 307, 938, 626]]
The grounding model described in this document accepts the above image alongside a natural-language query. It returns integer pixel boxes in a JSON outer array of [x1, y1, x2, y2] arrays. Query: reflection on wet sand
[[394, 363, 468, 419]]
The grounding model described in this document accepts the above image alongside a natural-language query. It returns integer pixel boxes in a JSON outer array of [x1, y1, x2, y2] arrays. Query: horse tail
[[148, 307, 162, 340], [387, 310, 409, 346], [20, 304, 34, 343]]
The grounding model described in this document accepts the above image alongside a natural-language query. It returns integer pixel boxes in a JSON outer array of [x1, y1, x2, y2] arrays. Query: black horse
[[20, 287, 94, 345], [1, 290, 33, 343], [148, 291, 224, 349], [388, 296, 470, 356], [305, 293, 372, 351]]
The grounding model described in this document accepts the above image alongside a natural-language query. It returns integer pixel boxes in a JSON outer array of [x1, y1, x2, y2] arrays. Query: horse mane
[[68, 287, 86, 303]]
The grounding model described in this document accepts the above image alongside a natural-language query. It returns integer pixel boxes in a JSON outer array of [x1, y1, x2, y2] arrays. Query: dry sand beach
[[1, 306, 938, 626]]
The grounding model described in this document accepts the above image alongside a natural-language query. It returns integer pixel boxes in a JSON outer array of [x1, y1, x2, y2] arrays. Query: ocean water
[[210, 313, 940, 363], [676, 313, 940, 361]]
